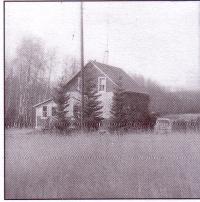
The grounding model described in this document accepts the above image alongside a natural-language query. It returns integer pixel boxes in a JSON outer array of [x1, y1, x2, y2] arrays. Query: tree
[[61, 56, 80, 83], [5, 37, 57, 128], [74, 77, 103, 131], [110, 77, 127, 130], [15, 37, 47, 127], [5, 65, 20, 128], [45, 49, 57, 99], [53, 81, 70, 132], [83, 77, 103, 131], [73, 102, 81, 129]]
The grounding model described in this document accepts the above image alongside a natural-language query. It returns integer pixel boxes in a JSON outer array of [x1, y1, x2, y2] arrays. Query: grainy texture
[[5, 129, 200, 199], [5, 2, 200, 199]]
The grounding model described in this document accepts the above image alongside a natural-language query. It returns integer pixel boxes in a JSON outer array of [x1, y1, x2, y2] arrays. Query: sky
[[5, 1, 200, 90]]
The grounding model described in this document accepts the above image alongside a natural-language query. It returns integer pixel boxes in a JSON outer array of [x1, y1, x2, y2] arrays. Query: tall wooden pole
[[199, 2, 200, 89], [80, 1, 84, 131]]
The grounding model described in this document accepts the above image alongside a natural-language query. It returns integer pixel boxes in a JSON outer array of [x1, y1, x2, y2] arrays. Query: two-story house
[[33, 60, 150, 129]]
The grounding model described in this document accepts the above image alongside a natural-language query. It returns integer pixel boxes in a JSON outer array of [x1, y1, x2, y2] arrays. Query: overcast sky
[[5, 1, 200, 90]]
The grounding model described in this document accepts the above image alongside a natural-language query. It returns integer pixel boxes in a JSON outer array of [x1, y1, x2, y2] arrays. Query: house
[[33, 60, 150, 129]]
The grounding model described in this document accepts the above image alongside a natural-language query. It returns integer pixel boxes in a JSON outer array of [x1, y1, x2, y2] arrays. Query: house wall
[[84, 62, 116, 92], [36, 101, 56, 117], [63, 63, 116, 119], [63, 63, 150, 121], [99, 92, 113, 119], [84, 63, 116, 118], [35, 93, 81, 129], [67, 92, 81, 117], [35, 62, 150, 129], [35, 100, 56, 129], [65, 63, 116, 93]]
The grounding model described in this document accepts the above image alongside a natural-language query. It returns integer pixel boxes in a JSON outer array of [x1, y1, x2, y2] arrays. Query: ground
[[5, 128, 200, 199]]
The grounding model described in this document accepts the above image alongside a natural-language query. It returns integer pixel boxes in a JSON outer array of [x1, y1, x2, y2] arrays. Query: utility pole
[[199, 2, 200, 89], [80, 1, 85, 131]]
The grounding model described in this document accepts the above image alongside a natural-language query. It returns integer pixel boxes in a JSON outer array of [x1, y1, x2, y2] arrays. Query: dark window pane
[[43, 106, 47, 111], [99, 85, 105, 91], [42, 106, 47, 117], [43, 111, 47, 117]]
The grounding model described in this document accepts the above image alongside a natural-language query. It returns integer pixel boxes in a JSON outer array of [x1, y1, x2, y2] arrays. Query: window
[[52, 107, 57, 116], [98, 77, 106, 91], [42, 106, 47, 117]]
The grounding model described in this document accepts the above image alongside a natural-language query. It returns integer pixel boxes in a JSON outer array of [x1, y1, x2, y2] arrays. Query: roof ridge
[[93, 60, 140, 83], [93, 60, 122, 70]]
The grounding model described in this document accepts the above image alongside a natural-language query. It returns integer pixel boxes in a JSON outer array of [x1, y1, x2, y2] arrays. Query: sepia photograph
[[4, 0, 200, 199]]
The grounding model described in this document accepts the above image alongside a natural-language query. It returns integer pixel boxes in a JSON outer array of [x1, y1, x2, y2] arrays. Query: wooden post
[[80, 1, 85, 131]]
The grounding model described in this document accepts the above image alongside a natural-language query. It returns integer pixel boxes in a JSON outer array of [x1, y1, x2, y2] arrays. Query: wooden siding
[[35, 62, 150, 128], [65, 63, 115, 93]]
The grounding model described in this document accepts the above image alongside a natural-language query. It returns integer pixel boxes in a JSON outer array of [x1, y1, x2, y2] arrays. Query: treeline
[[5, 37, 79, 128], [5, 36, 200, 129], [130, 74, 200, 115]]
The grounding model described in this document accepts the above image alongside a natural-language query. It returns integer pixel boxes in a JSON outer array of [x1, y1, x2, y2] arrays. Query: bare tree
[[5, 57, 22, 128], [45, 48, 57, 99], [13, 37, 47, 127], [61, 56, 80, 83]]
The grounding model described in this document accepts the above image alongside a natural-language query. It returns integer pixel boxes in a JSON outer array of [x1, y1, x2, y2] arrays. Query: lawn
[[5, 129, 200, 199]]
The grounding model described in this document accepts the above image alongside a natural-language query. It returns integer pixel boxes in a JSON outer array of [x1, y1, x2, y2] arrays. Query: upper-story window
[[42, 106, 47, 117], [98, 77, 106, 92]]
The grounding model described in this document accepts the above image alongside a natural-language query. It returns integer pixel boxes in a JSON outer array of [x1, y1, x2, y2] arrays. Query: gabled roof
[[62, 60, 147, 94], [33, 98, 53, 108], [90, 60, 147, 94], [33, 60, 147, 108]]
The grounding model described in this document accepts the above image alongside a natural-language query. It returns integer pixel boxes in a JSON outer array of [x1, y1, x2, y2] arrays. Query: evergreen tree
[[74, 77, 103, 131], [53, 81, 70, 132], [84, 78, 103, 130], [73, 102, 81, 129], [110, 77, 127, 130]]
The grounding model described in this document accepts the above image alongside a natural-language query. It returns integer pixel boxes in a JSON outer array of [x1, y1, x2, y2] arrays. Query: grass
[[5, 128, 200, 199]]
